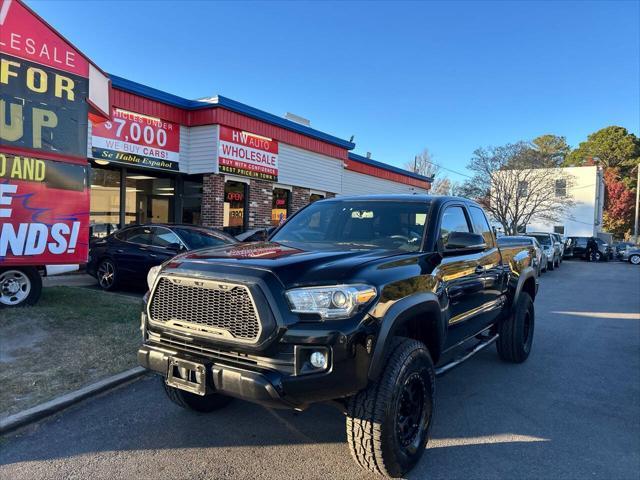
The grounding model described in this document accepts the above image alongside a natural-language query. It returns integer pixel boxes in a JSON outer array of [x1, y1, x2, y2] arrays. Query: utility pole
[[634, 165, 639, 241]]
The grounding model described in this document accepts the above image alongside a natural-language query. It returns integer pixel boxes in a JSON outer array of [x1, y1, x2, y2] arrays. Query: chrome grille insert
[[148, 276, 261, 343]]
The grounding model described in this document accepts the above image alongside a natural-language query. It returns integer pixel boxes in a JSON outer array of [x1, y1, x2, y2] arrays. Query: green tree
[[531, 134, 571, 166], [565, 126, 640, 173]]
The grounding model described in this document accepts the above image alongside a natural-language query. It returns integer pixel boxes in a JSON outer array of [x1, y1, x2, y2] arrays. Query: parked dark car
[[564, 236, 612, 261], [88, 224, 237, 290], [139, 195, 538, 477]]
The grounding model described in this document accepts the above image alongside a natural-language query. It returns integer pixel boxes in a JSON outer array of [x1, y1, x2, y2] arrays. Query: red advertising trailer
[[0, 0, 109, 306]]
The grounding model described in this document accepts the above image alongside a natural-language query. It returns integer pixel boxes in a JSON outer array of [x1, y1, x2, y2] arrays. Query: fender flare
[[510, 267, 537, 313], [367, 292, 443, 381]]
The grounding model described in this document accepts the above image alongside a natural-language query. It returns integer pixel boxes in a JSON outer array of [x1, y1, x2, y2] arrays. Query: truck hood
[[165, 241, 403, 288]]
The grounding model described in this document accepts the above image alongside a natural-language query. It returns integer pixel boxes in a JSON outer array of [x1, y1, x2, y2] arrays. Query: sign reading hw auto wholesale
[[91, 108, 180, 172], [218, 126, 278, 181]]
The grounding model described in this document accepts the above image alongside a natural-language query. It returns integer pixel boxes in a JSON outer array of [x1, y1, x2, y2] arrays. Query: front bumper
[[139, 319, 374, 409]]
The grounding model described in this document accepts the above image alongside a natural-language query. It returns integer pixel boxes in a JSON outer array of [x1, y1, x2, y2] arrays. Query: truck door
[[437, 205, 487, 346], [467, 206, 504, 328]]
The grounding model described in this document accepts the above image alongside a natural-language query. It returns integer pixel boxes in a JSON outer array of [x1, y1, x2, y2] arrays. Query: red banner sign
[[91, 108, 181, 171], [0, 0, 89, 77], [218, 126, 278, 181], [0, 151, 89, 265]]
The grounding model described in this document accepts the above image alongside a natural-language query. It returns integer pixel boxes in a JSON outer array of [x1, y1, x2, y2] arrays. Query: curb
[[0, 367, 147, 435]]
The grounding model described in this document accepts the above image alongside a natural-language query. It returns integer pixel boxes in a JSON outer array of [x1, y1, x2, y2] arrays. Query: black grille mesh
[[149, 277, 260, 341]]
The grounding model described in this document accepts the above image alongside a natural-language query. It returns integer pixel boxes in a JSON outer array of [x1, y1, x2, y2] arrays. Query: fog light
[[310, 351, 328, 369]]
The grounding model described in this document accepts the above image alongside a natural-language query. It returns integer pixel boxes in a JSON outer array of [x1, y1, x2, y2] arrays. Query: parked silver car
[[497, 235, 548, 276], [550, 233, 565, 263], [526, 233, 560, 270], [622, 247, 640, 265]]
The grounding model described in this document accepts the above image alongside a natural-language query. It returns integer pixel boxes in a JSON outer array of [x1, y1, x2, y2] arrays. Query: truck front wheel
[[346, 338, 435, 478], [162, 379, 233, 413], [0, 267, 42, 307], [497, 292, 534, 363]]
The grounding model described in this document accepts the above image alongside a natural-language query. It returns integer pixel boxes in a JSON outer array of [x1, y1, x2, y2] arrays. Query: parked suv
[[565, 236, 612, 261], [139, 195, 538, 477]]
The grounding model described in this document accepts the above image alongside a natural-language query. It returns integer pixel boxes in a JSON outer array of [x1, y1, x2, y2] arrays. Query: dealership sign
[[0, 0, 109, 267], [218, 126, 278, 181], [0, 151, 89, 265], [91, 108, 181, 171], [0, 0, 90, 158]]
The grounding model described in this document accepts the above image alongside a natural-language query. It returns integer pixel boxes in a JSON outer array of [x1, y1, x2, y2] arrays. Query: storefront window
[[89, 166, 121, 239], [272, 188, 290, 226], [310, 192, 325, 203], [182, 176, 203, 224], [125, 174, 174, 225], [224, 181, 247, 235]]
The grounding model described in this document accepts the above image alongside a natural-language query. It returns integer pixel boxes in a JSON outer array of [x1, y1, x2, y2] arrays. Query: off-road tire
[[346, 337, 435, 478], [497, 292, 534, 363], [163, 379, 233, 413]]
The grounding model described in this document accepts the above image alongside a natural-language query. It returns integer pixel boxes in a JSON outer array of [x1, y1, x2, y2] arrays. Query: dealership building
[[87, 75, 431, 237]]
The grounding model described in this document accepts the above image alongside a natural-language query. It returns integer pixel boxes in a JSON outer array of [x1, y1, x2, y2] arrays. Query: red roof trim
[[345, 159, 430, 189]]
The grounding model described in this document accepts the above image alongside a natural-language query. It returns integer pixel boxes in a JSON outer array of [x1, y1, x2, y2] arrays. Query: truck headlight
[[285, 284, 377, 320], [147, 265, 162, 291]]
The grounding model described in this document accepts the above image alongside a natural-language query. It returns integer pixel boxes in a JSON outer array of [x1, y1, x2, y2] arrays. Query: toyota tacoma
[[139, 195, 538, 477]]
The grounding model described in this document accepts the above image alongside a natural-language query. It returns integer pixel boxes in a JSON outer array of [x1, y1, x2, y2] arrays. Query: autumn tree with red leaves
[[603, 169, 636, 238]]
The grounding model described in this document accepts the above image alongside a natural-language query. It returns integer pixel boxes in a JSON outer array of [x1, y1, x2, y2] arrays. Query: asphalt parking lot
[[1, 260, 639, 480]]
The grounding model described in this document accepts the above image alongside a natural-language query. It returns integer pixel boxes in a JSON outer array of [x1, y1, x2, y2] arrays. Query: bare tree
[[404, 148, 438, 179], [460, 142, 575, 235], [431, 176, 452, 195]]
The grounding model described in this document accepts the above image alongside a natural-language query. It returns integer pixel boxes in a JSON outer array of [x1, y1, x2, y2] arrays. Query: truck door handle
[[116, 249, 124, 253], [475, 265, 485, 274]]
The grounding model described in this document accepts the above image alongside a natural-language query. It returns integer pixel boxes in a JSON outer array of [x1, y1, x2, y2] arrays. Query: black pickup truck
[[139, 195, 538, 477]]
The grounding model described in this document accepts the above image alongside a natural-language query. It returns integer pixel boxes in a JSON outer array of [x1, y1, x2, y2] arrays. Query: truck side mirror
[[443, 231, 487, 255]]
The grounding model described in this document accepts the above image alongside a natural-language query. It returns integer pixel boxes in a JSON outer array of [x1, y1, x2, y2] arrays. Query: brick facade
[[200, 174, 336, 230], [248, 179, 274, 229], [201, 174, 225, 228], [291, 186, 310, 214]]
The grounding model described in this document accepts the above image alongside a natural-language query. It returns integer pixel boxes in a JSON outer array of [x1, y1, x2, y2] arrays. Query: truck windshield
[[271, 200, 429, 252]]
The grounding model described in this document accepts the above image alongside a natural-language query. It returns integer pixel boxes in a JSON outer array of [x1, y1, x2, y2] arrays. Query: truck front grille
[[148, 276, 261, 343]]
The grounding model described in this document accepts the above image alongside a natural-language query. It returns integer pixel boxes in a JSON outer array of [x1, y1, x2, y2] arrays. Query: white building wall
[[181, 125, 218, 174], [340, 169, 429, 196], [525, 166, 604, 237], [277, 143, 343, 193]]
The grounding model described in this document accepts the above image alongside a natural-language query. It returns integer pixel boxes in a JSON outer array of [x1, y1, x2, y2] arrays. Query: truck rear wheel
[[162, 379, 233, 413], [346, 337, 435, 478], [497, 292, 534, 363], [0, 267, 42, 307]]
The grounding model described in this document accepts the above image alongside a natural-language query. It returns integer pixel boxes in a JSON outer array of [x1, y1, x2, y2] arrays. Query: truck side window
[[468, 206, 495, 248], [439, 206, 471, 247]]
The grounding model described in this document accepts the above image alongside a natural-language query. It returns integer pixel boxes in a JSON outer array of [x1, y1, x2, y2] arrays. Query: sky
[[26, 0, 640, 183]]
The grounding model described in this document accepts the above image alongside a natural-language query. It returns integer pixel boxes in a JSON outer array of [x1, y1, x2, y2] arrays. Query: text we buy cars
[[91, 108, 181, 171]]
